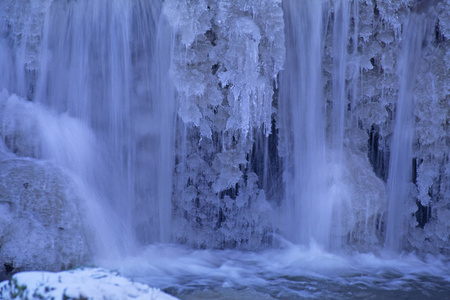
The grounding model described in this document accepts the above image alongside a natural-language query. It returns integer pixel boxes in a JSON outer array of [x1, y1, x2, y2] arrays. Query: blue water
[[102, 242, 450, 299]]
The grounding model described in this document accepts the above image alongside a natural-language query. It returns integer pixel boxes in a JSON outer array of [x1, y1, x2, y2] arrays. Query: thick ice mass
[[164, 0, 285, 248], [165, 0, 284, 136]]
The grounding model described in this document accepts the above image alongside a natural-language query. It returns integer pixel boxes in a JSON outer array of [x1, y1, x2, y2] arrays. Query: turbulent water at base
[[108, 243, 450, 300], [1, 0, 450, 299]]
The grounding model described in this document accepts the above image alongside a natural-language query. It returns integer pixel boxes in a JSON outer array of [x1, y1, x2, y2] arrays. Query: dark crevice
[[367, 126, 388, 181], [415, 201, 431, 228]]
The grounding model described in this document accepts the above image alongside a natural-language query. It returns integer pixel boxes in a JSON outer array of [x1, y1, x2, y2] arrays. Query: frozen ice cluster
[[0, 0, 53, 100], [165, 0, 449, 252], [164, 0, 285, 248], [164, 0, 284, 137], [339, 0, 450, 253]]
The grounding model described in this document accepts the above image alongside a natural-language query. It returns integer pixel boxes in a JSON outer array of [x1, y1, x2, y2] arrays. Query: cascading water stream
[[0, 0, 176, 256], [331, 0, 350, 160], [280, 0, 360, 250], [150, 13, 176, 243], [328, 0, 352, 248], [280, 0, 330, 247], [35, 2, 136, 253], [385, 11, 432, 252]]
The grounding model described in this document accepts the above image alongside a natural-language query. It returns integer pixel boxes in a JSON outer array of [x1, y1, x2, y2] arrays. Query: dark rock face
[[0, 158, 90, 281]]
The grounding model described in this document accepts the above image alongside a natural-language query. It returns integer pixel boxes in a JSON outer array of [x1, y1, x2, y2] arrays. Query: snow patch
[[0, 268, 178, 300]]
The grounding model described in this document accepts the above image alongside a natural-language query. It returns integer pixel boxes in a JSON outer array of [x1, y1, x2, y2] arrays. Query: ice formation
[[164, 0, 285, 248], [345, 0, 450, 253], [164, 0, 450, 252], [0, 0, 448, 265]]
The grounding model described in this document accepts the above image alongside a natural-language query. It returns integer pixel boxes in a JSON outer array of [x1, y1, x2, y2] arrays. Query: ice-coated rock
[[0, 158, 90, 281]]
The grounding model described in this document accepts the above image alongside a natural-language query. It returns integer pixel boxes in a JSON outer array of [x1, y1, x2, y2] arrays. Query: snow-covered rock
[[0, 268, 178, 300]]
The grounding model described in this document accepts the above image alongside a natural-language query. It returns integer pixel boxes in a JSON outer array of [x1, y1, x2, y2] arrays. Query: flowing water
[[0, 0, 449, 299], [385, 12, 433, 252], [108, 242, 450, 300], [279, 0, 330, 248], [1, 0, 176, 255], [331, 0, 350, 160]]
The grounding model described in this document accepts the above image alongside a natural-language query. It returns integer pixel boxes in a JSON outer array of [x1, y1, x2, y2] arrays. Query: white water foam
[[104, 241, 450, 299]]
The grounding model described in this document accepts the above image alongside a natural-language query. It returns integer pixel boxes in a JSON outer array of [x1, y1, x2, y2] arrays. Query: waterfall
[[280, 0, 329, 247], [150, 12, 176, 243], [2, 1, 450, 298], [279, 0, 395, 251], [0, 0, 448, 259], [37, 0, 176, 248], [329, 0, 352, 248], [0, 0, 176, 254], [385, 12, 432, 252], [331, 0, 350, 160]]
